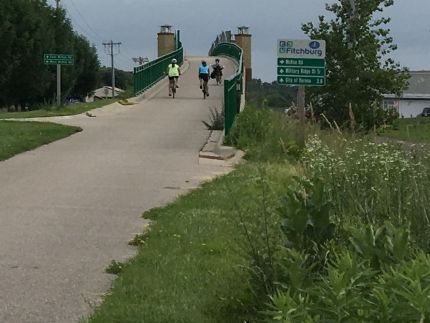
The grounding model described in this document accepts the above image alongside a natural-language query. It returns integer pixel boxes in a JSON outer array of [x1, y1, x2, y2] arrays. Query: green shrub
[[266, 252, 430, 323], [226, 106, 301, 161], [244, 133, 430, 321], [302, 135, 430, 250]]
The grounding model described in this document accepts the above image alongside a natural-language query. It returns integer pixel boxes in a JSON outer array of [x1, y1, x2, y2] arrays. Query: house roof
[[384, 71, 430, 99], [406, 71, 430, 95], [92, 86, 124, 98]]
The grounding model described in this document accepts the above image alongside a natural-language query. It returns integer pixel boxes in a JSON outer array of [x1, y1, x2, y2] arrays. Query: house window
[[383, 99, 399, 112]]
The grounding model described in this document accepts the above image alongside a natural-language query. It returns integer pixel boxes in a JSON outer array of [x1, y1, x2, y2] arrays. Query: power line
[[55, 0, 138, 72], [61, 2, 102, 44], [67, 0, 105, 42]]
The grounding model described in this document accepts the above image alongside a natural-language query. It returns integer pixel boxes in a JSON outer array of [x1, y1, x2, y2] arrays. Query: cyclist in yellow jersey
[[167, 58, 181, 96]]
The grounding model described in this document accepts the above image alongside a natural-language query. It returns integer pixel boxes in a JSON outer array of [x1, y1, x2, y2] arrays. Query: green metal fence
[[133, 46, 183, 96], [210, 42, 244, 135]]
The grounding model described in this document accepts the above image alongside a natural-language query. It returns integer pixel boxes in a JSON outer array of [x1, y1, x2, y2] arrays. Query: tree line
[[0, 0, 99, 109]]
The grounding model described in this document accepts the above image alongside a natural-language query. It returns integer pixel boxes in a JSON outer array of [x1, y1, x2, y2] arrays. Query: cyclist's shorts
[[168, 76, 179, 80], [199, 74, 209, 82]]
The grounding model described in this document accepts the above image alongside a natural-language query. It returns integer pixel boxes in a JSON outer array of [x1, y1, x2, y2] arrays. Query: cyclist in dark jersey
[[211, 58, 224, 84]]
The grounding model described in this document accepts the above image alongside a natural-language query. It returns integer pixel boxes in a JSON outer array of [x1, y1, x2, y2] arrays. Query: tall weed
[[228, 107, 430, 321], [302, 135, 430, 250], [226, 106, 301, 161]]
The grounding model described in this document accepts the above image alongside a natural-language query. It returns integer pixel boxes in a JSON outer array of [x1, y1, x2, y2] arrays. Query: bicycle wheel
[[203, 81, 208, 99], [171, 79, 176, 99]]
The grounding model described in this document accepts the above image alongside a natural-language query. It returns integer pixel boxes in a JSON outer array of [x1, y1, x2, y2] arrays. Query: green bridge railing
[[133, 46, 184, 96], [209, 42, 244, 135]]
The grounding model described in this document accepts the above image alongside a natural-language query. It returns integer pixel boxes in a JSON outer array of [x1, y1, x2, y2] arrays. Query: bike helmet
[[171, 58, 177, 63]]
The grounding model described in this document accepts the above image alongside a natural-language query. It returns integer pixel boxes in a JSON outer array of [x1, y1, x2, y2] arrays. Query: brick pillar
[[234, 26, 252, 81], [157, 25, 175, 57]]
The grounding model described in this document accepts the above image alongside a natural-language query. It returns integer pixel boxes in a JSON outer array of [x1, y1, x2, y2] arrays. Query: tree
[[0, 0, 100, 108], [302, 0, 409, 130], [97, 67, 133, 91], [67, 35, 100, 100], [246, 79, 296, 109], [1, 0, 57, 107]]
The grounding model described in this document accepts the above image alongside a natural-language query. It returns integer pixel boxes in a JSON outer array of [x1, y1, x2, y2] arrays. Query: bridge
[[135, 25, 251, 135], [0, 27, 252, 322]]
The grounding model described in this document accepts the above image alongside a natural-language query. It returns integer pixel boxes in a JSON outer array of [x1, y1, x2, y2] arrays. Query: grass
[[84, 105, 430, 322], [85, 106, 301, 323], [86, 162, 296, 323], [379, 117, 430, 143], [0, 99, 117, 119], [0, 120, 81, 161]]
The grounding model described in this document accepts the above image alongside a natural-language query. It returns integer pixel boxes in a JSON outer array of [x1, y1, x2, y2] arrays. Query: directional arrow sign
[[278, 67, 325, 76], [44, 54, 74, 65], [277, 58, 325, 68], [277, 76, 325, 86]]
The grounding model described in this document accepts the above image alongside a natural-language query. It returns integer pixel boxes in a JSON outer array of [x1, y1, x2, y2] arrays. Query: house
[[383, 71, 430, 118], [86, 86, 124, 102]]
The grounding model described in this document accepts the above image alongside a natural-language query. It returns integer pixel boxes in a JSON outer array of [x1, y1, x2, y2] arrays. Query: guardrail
[[133, 46, 184, 96], [209, 42, 244, 135]]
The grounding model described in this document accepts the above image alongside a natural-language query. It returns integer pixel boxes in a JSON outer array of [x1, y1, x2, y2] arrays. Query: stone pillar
[[234, 26, 252, 81], [157, 25, 175, 57]]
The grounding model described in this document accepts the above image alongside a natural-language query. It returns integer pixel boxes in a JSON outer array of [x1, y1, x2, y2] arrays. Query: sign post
[[277, 39, 326, 145], [44, 54, 74, 106]]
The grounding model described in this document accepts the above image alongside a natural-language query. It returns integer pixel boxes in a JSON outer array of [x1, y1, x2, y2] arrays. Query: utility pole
[[56, 0, 61, 106], [297, 86, 306, 147], [347, 0, 357, 129], [103, 41, 122, 98]]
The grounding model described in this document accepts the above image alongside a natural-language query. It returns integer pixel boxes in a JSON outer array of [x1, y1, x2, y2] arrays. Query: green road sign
[[277, 76, 325, 86], [277, 39, 326, 86], [44, 54, 74, 65], [278, 66, 325, 76], [278, 57, 325, 68]]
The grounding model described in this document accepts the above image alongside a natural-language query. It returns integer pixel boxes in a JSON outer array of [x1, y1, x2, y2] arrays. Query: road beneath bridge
[[0, 56, 236, 323]]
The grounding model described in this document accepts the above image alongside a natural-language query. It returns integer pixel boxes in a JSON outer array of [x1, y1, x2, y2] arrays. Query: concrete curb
[[199, 130, 244, 166]]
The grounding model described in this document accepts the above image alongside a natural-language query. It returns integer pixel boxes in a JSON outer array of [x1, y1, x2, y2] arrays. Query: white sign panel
[[277, 39, 326, 59]]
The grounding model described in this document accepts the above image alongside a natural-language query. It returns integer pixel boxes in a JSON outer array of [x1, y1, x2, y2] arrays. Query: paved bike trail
[[0, 56, 235, 323]]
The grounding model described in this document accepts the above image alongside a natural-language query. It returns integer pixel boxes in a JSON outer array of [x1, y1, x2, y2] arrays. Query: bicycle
[[215, 72, 222, 85], [202, 79, 209, 99], [211, 63, 223, 85], [169, 77, 178, 98]]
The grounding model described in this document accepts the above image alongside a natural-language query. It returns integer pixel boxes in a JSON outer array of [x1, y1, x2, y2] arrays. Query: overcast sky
[[47, 0, 430, 81]]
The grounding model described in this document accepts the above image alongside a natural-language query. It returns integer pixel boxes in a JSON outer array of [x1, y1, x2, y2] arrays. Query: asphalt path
[[0, 56, 236, 323]]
